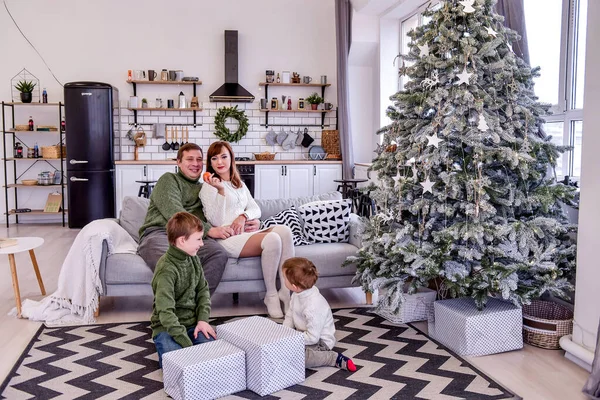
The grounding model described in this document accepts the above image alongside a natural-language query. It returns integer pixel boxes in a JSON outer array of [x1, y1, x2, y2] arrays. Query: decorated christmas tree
[[349, 0, 578, 310]]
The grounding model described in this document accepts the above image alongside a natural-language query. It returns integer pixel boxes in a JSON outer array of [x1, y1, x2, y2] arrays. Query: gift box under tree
[[217, 316, 305, 396], [376, 286, 437, 324], [162, 339, 246, 400], [428, 297, 523, 357]]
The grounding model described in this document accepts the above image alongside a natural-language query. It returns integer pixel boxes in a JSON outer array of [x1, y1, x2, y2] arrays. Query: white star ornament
[[455, 68, 473, 86], [426, 133, 444, 148], [486, 27, 497, 37], [418, 43, 430, 56], [421, 177, 435, 194]]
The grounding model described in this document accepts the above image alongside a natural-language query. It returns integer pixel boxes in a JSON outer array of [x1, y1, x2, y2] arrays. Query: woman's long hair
[[206, 141, 242, 189]]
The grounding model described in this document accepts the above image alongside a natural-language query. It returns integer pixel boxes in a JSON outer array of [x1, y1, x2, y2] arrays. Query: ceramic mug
[[303, 76, 312, 84], [134, 70, 145, 80], [324, 102, 333, 110], [320, 75, 327, 84], [168, 70, 176, 81], [175, 70, 184, 81], [148, 70, 157, 81]]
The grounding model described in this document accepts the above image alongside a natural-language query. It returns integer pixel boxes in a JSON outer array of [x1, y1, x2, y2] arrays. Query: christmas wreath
[[214, 106, 249, 142]]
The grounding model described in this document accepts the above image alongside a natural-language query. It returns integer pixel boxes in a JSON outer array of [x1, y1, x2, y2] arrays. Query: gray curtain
[[335, 0, 354, 179], [584, 319, 600, 398], [495, 0, 530, 65]]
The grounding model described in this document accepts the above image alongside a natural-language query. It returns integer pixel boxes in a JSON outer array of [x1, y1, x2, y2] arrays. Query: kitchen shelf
[[259, 81, 333, 128], [259, 109, 331, 113], [5, 128, 60, 133], [127, 80, 202, 127], [3, 102, 64, 106], [6, 184, 63, 188], [127, 107, 202, 112], [7, 209, 67, 215], [4, 157, 65, 161], [258, 82, 331, 87], [127, 80, 202, 85], [1, 101, 67, 227]]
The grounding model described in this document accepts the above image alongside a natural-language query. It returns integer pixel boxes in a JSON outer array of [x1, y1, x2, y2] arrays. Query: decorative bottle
[[61, 117, 66, 132], [33, 142, 39, 158], [42, 88, 48, 103], [178, 91, 186, 109], [287, 97, 292, 110], [15, 142, 23, 158], [276, 73, 281, 83], [28, 116, 34, 131]]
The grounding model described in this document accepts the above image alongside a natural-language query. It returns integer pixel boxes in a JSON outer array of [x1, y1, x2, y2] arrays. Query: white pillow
[[298, 199, 351, 243]]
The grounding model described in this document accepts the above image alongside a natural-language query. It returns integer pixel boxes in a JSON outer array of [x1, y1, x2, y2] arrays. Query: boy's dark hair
[[167, 212, 204, 245], [282, 257, 318, 290]]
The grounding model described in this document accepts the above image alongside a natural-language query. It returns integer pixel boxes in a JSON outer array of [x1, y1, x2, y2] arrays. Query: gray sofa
[[98, 191, 368, 309]]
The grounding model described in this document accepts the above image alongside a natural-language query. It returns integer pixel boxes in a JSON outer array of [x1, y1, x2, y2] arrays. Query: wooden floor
[[0, 224, 591, 400]]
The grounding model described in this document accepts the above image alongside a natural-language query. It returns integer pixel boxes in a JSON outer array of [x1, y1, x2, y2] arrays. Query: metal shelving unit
[[1, 101, 67, 227]]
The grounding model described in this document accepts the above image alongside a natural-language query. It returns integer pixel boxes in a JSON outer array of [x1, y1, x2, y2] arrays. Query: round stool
[[136, 180, 157, 199]]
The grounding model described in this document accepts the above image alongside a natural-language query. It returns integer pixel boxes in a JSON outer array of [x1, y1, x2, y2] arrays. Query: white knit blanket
[[18, 219, 138, 326]]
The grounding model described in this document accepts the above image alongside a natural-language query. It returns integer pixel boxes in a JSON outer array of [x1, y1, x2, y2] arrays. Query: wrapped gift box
[[376, 287, 437, 324], [217, 316, 305, 396], [163, 339, 246, 400], [428, 297, 523, 357]]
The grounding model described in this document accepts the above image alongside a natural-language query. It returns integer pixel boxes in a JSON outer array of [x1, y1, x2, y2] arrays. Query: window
[[525, 0, 587, 180]]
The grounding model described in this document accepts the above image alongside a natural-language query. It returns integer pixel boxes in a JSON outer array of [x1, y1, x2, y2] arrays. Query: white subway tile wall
[[117, 103, 337, 161]]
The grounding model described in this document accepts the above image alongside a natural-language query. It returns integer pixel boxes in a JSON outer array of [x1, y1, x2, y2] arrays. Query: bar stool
[[136, 180, 157, 199], [334, 179, 368, 199]]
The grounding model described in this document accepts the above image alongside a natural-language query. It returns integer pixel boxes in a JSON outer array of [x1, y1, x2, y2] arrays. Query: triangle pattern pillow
[[298, 199, 351, 243], [260, 206, 310, 246]]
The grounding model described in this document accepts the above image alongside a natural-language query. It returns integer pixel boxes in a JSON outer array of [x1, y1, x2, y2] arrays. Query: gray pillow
[[119, 196, 150, 243], [256, 191, 343, 220]]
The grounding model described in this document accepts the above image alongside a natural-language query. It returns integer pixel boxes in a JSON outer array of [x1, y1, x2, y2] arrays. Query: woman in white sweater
[[200, 141, 293, 318]]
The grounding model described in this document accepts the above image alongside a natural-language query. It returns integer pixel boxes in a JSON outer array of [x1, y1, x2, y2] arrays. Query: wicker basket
[[321, 130, 342, 160], [522, 300, 573, 349], [41, 145, 66, 159], [254, 152, 276, 161]]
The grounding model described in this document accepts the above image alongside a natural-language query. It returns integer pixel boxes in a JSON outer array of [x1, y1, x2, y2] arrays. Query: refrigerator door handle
[[69, 159, 89, 164], [70, 177, 89, 182]]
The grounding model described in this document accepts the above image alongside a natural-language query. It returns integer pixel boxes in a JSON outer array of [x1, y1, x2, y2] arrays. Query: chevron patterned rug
[[1, 308, 519, 399]]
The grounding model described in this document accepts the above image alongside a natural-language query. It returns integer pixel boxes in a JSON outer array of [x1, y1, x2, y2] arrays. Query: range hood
[[210, 30, 255, 103]]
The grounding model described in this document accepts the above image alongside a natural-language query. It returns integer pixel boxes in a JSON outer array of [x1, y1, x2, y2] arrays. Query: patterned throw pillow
[[298, 199, 351, 243], [260, 206, 310, 246]]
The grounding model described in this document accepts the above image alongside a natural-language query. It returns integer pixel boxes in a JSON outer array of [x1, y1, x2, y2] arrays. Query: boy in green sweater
[[151, 211, 216, 368]]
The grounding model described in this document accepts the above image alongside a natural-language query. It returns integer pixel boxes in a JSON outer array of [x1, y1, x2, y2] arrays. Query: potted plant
[[305, 93, 323, 110], [141, 98, 148, 108], [14, 80, 36, 103]]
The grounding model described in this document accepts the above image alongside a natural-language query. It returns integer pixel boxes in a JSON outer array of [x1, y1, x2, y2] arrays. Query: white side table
[[0, 237, 46, 317]]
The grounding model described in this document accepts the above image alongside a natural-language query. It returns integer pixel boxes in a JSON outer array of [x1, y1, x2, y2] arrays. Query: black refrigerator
[[64, 82, 118, 228]]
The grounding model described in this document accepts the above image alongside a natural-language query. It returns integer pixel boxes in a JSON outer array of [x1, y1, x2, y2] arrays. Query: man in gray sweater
[[138, 143, 259, 294]]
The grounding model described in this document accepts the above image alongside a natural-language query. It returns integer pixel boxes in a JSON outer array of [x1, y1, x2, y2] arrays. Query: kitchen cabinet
[[115, 164, 177, 216], [255, 164, 342, 200], [313, 164, 342, 195]]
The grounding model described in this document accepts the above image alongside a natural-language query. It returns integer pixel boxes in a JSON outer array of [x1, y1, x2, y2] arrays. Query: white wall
[[349, 11, 379, 164], [0, 0, 336, 221], [567, 0, 600, 364]]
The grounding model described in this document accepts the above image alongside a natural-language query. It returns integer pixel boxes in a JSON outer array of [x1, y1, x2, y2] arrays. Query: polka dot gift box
[[217, 316, 305, 396], [162, 339, 246, 400], [428, 297, 523, 357]]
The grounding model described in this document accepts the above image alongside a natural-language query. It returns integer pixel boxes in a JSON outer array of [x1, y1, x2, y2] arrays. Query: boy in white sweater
[[282, 257, 356, 372]]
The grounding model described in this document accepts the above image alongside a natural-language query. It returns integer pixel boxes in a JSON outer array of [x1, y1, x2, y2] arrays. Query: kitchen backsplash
[[117, 101, 337, 161]]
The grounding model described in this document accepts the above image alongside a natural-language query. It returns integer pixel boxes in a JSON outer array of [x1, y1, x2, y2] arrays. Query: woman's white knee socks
[[260, 225, 295, 318]]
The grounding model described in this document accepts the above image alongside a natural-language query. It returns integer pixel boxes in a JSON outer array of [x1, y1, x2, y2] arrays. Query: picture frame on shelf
[[282, 71, 290, 84]]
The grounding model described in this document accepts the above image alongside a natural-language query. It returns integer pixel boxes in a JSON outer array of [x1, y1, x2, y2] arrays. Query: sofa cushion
[[298, 199, 352, 243], [256, 191, 342, 220], [105, 253, 154, 284], [260, 206, 310, 246], [120, 196, 150, 243], [295, 243, 358, 277]]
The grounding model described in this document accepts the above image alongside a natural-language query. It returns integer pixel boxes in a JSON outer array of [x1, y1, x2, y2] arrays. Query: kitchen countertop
[[115, 160, 343, 165]]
